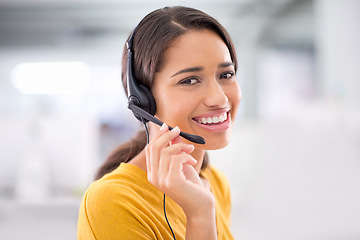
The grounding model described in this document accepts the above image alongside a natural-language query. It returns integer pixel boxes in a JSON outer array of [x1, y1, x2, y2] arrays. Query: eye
[[178, 77, 200, 85], [220, 71, 235, 80]]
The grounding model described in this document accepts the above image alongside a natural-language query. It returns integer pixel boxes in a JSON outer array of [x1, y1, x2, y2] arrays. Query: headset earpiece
[[126, 28, 157, 122]]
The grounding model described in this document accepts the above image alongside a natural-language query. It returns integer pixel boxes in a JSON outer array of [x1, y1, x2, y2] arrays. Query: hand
[[145, 123, 215, 217]]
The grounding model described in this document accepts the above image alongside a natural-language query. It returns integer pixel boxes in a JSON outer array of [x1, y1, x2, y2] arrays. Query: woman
[[78, 6, 241, 240]]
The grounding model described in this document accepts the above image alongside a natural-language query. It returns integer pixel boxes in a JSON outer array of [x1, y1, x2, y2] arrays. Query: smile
[[192, 111, 231, 132], [195, 112, 227, 125]]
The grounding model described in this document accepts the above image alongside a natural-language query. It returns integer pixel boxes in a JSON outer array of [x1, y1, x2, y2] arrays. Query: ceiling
[[0, 0, 313, 48]]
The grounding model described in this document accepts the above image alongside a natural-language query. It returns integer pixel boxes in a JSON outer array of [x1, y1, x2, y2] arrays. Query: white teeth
[[197, 113, 228, 124], [219, 115, 224, 122]]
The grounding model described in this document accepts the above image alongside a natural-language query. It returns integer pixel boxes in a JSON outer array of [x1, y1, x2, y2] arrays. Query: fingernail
[[187, 144, 195, 152], [160, 123, 167, 131], [171, 126, 180, 132]]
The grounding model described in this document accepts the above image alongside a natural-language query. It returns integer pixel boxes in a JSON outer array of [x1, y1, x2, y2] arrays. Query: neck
[[190, 147, 206, 174]]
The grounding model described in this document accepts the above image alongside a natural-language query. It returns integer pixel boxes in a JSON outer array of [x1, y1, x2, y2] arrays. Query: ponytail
[[94, 130, 147, 180], [94, 129, 209, 180]]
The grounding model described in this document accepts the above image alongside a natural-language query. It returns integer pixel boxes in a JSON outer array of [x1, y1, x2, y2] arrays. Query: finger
[[157, 143, 195, 183], [146, 126, 184, 186], [164, 143, 195, 155], [150, 123, 169, 143], [145, 145, 155, 183], [182, 164, 202, 185], [145, 145, 152, 175], [170, 135, 182, 145], [146, 123, 168, 177], [166, 154, 198, 188], [147, 126, 182, 181], [152, 126, 181, 149], [147, 126, 181, 165]]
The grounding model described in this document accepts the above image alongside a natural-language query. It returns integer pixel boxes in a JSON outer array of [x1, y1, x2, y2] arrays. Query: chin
[[196, 135, 231, 150]]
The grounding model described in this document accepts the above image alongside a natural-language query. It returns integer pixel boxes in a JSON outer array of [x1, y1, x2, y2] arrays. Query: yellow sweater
[[77, 163, 234, 240]]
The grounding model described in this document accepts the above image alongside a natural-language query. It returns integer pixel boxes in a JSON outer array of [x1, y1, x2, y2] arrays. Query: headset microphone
[[128, 104, 205, 144], [126, 27, 205, 145]]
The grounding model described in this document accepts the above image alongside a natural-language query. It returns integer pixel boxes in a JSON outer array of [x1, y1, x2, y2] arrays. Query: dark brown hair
[[95, 6, 237, 180]]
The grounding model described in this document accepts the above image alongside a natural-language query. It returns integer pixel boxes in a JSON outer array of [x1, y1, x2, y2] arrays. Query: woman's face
[[152, 30, 241, 150]]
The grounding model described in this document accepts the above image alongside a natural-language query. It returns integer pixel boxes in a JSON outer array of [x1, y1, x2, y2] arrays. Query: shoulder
[[78, 163, 161, 239], [84, 164, 145, 207], [84, 163, 161, 214]]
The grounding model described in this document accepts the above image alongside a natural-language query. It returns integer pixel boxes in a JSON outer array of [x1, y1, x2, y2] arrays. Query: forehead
[[160, 30, 232, 72]]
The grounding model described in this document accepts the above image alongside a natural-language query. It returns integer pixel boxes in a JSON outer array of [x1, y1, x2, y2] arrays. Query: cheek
[[154, 90, 198, 130], [227, 82, 241, 122], [228, 82, 241, 108], [153, 89, 185, 121]]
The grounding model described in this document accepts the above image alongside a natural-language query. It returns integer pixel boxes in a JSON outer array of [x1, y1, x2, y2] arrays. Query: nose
[[203, 80, 228, 108]]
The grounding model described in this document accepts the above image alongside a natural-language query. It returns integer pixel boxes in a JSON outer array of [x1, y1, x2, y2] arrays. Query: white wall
[[210, 1, 360, 239]]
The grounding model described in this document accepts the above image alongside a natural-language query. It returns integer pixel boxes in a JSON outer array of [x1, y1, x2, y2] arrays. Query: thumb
[[182, 164, 202, 185]]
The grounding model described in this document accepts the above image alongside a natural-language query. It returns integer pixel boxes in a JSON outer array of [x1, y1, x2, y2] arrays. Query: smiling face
[[151, 29, 241, 150]]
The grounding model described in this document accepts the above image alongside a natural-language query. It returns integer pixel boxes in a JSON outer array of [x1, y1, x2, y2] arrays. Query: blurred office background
[[0, 0, 359, 239]]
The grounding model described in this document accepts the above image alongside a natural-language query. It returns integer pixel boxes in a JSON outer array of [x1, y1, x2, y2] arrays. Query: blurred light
[[11, 61, 91, 95]]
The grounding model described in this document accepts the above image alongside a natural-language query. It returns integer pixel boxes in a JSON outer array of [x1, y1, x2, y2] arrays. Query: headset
[[126, 27, 205, 145]]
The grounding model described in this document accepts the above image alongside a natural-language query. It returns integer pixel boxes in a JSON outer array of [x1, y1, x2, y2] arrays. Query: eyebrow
[[219, 62, 235, 68], [171, 67, 203, 78], [170, 62, 234, 78]]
